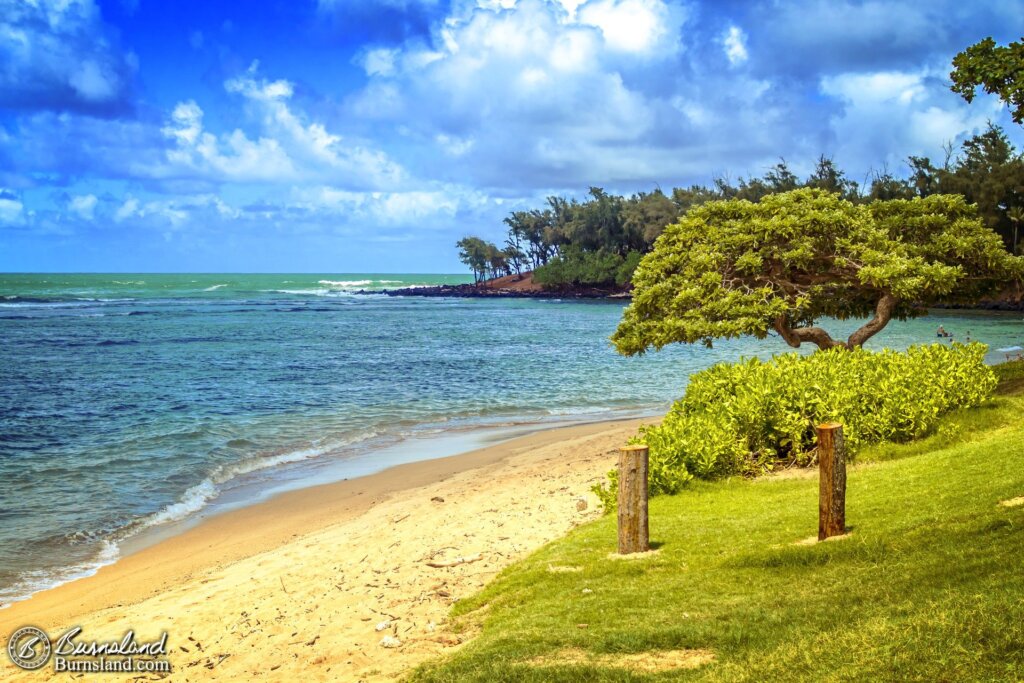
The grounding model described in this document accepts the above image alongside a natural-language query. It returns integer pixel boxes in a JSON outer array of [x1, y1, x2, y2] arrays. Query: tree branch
[[846, 292, 898, 349], [773, 316, 845, 351]]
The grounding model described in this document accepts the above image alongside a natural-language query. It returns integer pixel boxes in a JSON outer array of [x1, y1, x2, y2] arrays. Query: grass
[[411, 362, 1024, 682]]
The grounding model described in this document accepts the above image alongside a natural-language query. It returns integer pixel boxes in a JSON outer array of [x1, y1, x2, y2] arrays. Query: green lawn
[[411, 363, 1024, 682]]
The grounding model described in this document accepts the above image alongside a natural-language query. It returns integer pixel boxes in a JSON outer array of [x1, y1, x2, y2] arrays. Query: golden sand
[[0, 418, 645, 681]]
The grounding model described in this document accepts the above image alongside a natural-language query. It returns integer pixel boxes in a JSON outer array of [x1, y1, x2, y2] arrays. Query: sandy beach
[[1, 417, 647, 681]]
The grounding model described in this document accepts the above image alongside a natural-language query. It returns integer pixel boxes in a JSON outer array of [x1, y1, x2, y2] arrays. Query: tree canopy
[[456, 126, 1024, 288], [612, 189, 1024, 355], [951, 37, 1024, 124], [456, 236, 512, 283]]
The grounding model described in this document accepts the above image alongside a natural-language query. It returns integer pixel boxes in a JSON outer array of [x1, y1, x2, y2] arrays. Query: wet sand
[[0, 417, 647, 681]]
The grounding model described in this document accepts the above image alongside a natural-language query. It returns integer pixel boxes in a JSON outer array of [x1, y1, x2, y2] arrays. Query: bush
[[534, 247, 636, 288], [594, 343, 996, 510]]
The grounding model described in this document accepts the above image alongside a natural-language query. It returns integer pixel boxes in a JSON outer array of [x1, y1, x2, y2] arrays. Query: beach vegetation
[[411, 366, 1024, 682], [456, 236, 513, 283], [594, 343, 996, 509], [612, 189, 1023, 354], [457, 127, 1024, 287]]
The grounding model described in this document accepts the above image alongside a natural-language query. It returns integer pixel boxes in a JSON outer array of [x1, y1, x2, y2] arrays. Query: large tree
[[950, 37, 1024, 124], [612, 189, 1024, 354]]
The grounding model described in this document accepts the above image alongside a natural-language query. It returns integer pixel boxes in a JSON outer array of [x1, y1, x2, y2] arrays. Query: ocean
[[2, 273, 1023, 607]]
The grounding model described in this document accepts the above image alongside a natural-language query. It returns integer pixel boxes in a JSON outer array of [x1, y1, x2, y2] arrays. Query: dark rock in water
[[362, 284, 628, 300]]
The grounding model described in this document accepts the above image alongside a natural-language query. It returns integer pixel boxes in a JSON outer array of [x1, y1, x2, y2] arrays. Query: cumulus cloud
[[162, 99, 296, 182], [722, 25, 747, 65], [576, 0, 681, 56], [159, 63, 406, 188], [819, 66, 1003, 172], [69, 193, 98, 220], [113, 196, 139, 222], [0, 0, 136, 116], [0, 188, 25, 225], [4, 0, 1024, 271], [289, 184, 485, 225], [347, 0, 695, 189]]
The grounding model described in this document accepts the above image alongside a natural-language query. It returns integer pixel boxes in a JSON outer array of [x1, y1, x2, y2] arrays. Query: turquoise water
[[2, 273, 1023, 606]]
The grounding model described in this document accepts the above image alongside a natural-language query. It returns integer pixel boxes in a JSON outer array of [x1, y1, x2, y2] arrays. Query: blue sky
[[1, 0, 1022, 272]]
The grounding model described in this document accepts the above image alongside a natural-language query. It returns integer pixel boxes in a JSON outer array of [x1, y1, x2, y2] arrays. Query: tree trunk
[[773, 317, 844, 351], [846, 292, 897, 349], [774, 291, 899, 352]]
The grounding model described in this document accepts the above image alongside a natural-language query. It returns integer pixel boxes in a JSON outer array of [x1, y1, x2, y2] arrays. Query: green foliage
[[456, 236, 515, 283], [593, 344, 996, 510], [532, 247, 644, 289], [613, 189, 1023, 355], [951, 37, 1024, 123], [414, 380, 1024, 682], [614, 250, 643, 287], [459, 130, 1024, 285]]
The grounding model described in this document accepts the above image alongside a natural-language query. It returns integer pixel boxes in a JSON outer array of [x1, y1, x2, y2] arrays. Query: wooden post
[[618, 444, 649, 554], [817, 423, 847, 541]]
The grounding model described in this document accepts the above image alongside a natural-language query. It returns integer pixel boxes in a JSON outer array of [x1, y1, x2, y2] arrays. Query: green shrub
[[615, 250, 643, 287], [594, 343, 996, 510], [533, 247, 629, 288]]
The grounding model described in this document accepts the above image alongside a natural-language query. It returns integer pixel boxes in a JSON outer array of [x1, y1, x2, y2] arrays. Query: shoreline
[[0, 416, 649, 681], [0, 409, 657, 611], [373, 284, 630, 299]]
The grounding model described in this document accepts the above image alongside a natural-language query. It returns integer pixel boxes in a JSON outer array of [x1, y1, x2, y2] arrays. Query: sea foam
[[0, 540, 120, 610]]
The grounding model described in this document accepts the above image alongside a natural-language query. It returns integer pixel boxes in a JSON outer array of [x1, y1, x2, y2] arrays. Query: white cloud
[[347, 0, 692, 186], [576, 0, 679, 56], [0, 0, 136, 114], [224, 65, 294, 101], [154, 63, 407, 189], [0, 189, 24, 225], [359, 48, 399, 77], [820, 66, 1001, 171], [162, 99, 295, 182], [114, 196, 139, 222], [290, 184, 486, 225], [69, 193, 97, 220], [723, 25, 748, 66], [821, 71, 926, 105]]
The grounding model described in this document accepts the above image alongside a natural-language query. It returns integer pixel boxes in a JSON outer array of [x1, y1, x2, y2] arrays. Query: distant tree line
[[456, 123, 1024, 289]]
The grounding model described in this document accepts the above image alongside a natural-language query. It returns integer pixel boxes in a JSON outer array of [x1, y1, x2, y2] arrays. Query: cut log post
[[618, 444, 650, 554], [817, 422, 847, 541]]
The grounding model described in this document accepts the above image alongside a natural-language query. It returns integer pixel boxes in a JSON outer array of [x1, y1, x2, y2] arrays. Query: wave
[[545, 406, 615, 416], [0, 540, 119, 609], [0, 296, 136, 308], [136, 430, 378, 530], [318, 279, 372, 287], [203, 284, 228, 291], [317, 279, 403, 287], [1, 430, 382, 607]]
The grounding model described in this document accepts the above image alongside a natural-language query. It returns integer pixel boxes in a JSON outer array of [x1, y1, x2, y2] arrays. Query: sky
[[1, 0, 1022, 273]]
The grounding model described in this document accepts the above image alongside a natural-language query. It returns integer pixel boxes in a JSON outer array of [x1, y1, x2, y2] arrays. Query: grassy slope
[[412, 363, 1024, 682]]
